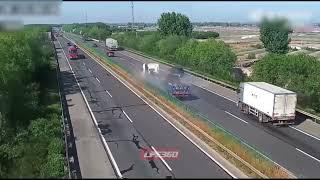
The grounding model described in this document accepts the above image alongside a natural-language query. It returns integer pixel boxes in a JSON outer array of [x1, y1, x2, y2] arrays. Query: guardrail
[[123, 47, 239, 90], [66, 33, 296, 178], [69, 32, 320, 124], [52, 40, 71, 179], [122, 47, 320, 125]]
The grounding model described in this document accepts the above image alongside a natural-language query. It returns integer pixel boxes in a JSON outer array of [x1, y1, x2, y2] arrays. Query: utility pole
[[131, 1, 137, 37], [85, 11, 87, 28]]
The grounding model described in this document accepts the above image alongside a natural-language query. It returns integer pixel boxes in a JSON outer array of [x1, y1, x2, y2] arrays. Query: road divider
[[57, 39, 123, 179], [123, 45, 320, 125], [65, 33, 296, 179]]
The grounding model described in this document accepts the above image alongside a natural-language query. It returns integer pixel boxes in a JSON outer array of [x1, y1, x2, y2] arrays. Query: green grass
[[68, 33, 292, 178]]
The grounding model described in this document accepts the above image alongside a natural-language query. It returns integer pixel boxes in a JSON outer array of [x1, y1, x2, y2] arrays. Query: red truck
[[107, 50, 115, 57], [68, 46, 78, 60]]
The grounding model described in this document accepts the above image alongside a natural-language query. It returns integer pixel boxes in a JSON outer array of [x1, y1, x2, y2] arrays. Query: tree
[[259, 17, 292, 54], [251, 54, 320, 112], [157, 12, 193, 37]]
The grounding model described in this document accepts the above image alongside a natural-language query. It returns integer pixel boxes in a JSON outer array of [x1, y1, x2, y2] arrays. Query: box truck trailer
[[237, 82, 297, 125]]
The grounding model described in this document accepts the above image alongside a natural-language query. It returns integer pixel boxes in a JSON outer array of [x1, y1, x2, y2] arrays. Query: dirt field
[[200, 26, 320, 76]]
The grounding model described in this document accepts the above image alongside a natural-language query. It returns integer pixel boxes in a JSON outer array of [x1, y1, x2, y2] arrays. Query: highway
[[72, 35, 320, 178], [57, 36, 234, 178]]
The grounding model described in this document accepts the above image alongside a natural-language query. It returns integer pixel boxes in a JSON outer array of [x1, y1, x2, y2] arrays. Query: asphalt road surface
[[58, 37, 233, 178], [71, 35, 320, 178]]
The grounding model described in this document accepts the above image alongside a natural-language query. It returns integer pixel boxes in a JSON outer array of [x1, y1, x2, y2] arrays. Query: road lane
[[59, 37, 233, 178], [73, 38, 320, 178]]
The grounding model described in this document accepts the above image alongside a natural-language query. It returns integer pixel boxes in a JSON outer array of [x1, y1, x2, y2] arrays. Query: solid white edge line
[[122, 110, 133, 123], [225, 111, 248, 124], [289, 126, 320, 142], [296, 148, 320, 163], [120, 49, 237, 106], [194, 84, 237, 103], [96, 36, 320, 145], [66, 36, 237, 178], [95, 77, 101, 83], [65, 35, 239, 178], [105, 90, 113, 98], [88, 68, 92, 74], [122, 45, 320, 144], [57, 39, 123, 179], [151, 146, 173, 172]]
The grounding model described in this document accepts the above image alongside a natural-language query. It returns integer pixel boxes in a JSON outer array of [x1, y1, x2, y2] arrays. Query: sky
[[2, 1, 320, 26]]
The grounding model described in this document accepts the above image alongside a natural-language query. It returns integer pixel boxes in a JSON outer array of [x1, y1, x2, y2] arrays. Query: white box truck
[[105, 38, 118, 51], [237, 82, 297, 125], [142, 63, 159, 74]]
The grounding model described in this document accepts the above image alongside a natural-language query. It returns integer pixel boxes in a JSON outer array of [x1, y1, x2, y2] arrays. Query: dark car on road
[[169, 66, 184, 78], [67, 42, 71, 46], [93, 43, 98, 47]]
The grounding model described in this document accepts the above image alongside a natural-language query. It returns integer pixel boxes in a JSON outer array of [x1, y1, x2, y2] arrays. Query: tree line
[[63, 12, 320, 113], [0, 26, 65, 177]]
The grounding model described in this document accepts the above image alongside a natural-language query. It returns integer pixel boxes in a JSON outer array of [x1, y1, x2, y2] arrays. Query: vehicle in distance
[[67, 42, 72, 46], [237, 82, 297, 125], [169, 66, 184, 78], [107, 51, 115, 57], [142, 63, 159, 74], [93, 43, 98, 47], [168, 83, 191, 98], [105, 38, 119, 51], [67, 46, 78, 60]]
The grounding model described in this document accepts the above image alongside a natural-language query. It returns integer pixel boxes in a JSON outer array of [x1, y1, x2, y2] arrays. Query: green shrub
[[251, 54, 320, 112], [156, 35, 188, 59], [191, 31, 219, 39]]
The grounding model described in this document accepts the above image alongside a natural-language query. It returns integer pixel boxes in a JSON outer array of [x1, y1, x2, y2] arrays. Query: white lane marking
[[290, 126, 320, 141], [57, 38, 123, 179], [225, 111, 248, 124], [296, 148, 320, 163], [119, 50, 237, 105], [120, 43, 320, 164], [117, 51, 144, 63], [83, 62, 86, 66], [123, 110, 133, 123], [88, 68, 92, 74], [151, 146, 172, 172], [64, 36, 237, 178], [105, 90, 113, 98], [95, 77, 101, 83], [195, 84, 237, 103]]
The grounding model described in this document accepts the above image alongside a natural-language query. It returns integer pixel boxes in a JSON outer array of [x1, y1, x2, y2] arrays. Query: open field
[[197, 26, 320, 75]]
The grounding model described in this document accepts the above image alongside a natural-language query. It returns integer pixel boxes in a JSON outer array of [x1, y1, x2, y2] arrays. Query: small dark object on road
[[169, 66, 184, 78], [93, 43, 98, 47]]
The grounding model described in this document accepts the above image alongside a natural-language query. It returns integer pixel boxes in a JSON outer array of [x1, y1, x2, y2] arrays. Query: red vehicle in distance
[[68, 46, 78, 60], [107, 50, 114, 57]]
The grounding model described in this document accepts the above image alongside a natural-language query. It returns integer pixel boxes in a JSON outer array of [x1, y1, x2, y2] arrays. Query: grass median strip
[[67, 34, 294, 178]]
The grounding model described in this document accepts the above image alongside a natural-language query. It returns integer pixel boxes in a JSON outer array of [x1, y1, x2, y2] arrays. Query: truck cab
[[68, 46, 78, 60], [142, 63, 159, 75]]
